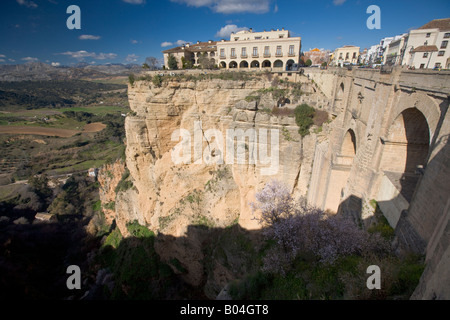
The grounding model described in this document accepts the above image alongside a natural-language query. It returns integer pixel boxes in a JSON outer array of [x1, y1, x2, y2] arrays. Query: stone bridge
[[303, 67, 450, 299]]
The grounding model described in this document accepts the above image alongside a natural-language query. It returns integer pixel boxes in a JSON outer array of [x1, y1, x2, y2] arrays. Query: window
[[438, 51, 445, 56], [441, 40, 448, 49], [339, 53, 343, 59], [241, 47, 247, 56], [220, 48, 225, 57], [420, 64, 425, 69], [289, 45, 294, 55], [352, 52, 356, 59], [231, 48, 236, 57], [234, 37, 239, 41], [279, 35, 284, 38], [255, 36, 262, 40], [444, 33, 450, 39], [423, 52, 428, 58], [345, 52, 349, 59], [435, 63, 441, 68], [426, 33, 431, 38], [264, 46, 270, 56], [276, 46, 282, 56], [253, 47, 258, 56]]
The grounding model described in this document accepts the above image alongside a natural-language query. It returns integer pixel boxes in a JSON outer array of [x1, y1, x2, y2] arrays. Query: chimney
[[282, 27, 284, 31], [208, 40, 212, 43], [249, 28, 253, 32], [197, 40, 200, 44]]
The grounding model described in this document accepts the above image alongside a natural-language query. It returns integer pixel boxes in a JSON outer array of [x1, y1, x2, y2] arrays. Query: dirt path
[[0, 122, 106, 137], [0, 126, 79, 137]]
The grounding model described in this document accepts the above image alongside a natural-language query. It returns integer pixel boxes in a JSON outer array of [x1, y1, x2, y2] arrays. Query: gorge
[[98, 68, 450, 299]]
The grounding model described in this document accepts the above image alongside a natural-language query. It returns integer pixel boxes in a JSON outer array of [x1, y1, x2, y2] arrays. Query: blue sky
[[0, 0, 449, 66]]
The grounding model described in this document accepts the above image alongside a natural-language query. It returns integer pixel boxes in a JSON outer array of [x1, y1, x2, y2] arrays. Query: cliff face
[[101, 75, 332, 294]]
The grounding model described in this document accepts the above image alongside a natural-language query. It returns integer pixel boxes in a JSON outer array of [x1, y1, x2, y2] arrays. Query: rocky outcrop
[[101, 75, 332, 297]]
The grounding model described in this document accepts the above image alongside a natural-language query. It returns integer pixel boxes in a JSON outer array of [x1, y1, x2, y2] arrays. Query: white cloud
[[215, 24, 249, 38], [51, 62, 60, 67], [125, 54, 139, 62], [0, 54, 5, 58], [161, 41, 173, 47], [0, 59, 5, 63], [9, 59, 16, 62], [79, 34, 101, 40], [175, 40, 189, 46], [171, 0, 270, 14], [162, 40, 190, 47], [130, 39, 139, 44], [122, 0, 146, 4], [22, 57, 38, 62], [274, 3, 278, 13], [59, 51, 117, 60], [16, 0, 38, 8], [333, 0, 346, 5]]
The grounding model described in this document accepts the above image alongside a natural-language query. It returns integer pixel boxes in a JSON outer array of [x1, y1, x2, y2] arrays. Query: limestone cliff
[[99, 74, 333, 296]]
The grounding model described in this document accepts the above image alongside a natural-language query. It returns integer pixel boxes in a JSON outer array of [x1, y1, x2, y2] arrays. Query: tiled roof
[[412, 45, 438, 52], [417, 18, 450, 31]]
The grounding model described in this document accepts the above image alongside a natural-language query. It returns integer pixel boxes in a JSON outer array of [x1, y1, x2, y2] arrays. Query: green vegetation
[[152, 74, 162, 87], [294, 103, 315, 137], [128, 74, 135, 86], [94, 220, 190, 299], [114, 168, 133, 193], [167, 54, 178, 70], [0, 80, 126, 109]]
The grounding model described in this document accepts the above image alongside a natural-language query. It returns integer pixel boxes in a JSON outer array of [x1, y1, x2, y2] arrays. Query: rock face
[[100, 76, 331, 296]]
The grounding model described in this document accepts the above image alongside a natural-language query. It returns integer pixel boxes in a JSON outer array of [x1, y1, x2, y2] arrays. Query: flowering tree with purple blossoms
[[251, 180, 391, 274]]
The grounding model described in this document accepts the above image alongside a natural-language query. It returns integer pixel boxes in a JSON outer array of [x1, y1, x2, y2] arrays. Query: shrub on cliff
[[294, 103, 315, 137], [251, 180, 391, 274]]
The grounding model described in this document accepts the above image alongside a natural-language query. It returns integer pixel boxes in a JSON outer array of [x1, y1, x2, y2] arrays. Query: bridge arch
[[324, 128, 357, 213]]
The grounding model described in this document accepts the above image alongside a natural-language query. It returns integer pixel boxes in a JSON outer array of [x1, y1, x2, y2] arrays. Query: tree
[[145, 56, 159, 70], [167, 54, 178, 70], [142, 63, 150, 69], [305, 59, 312, 67], [198, 53, 214, 69], [294, 103, 315, 137], [181, 56, 193, 69]]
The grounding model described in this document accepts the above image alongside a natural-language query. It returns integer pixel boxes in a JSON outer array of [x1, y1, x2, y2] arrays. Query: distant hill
[[0, 62, 143, 81]]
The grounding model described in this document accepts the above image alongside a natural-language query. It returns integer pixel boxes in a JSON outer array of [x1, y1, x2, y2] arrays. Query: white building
[[330, 45, 360, 66], [215, 28, 301, 71], [402, 18, 450, 69], [384, 34, 408, 66]]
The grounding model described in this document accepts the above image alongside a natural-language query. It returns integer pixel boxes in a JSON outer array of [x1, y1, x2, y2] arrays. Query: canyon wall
[[100, 74, 332, 295], [99, 68, 450, 299]]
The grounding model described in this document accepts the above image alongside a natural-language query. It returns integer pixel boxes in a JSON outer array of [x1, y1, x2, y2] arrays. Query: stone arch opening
[[324, 129, 357, 213], [376, 107, 430, 227], [379, 108, 430, 200], [286, 59, 295, 70], [273, 60, 283, 68], [262, 60, 271, 68], [229, 61, 238, 69], [250, 60, 259, 68], [219, 61, 226, 68], [239, 60, 249, 68]]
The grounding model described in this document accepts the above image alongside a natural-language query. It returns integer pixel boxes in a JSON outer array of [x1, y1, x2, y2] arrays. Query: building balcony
[[230, 55, 237, 59], [220, 56, 226, 60], [241, 54, 248, 58], [275, 53, 283, 57], [288, 52, 296, 57], [263, 53, 271, 58]]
